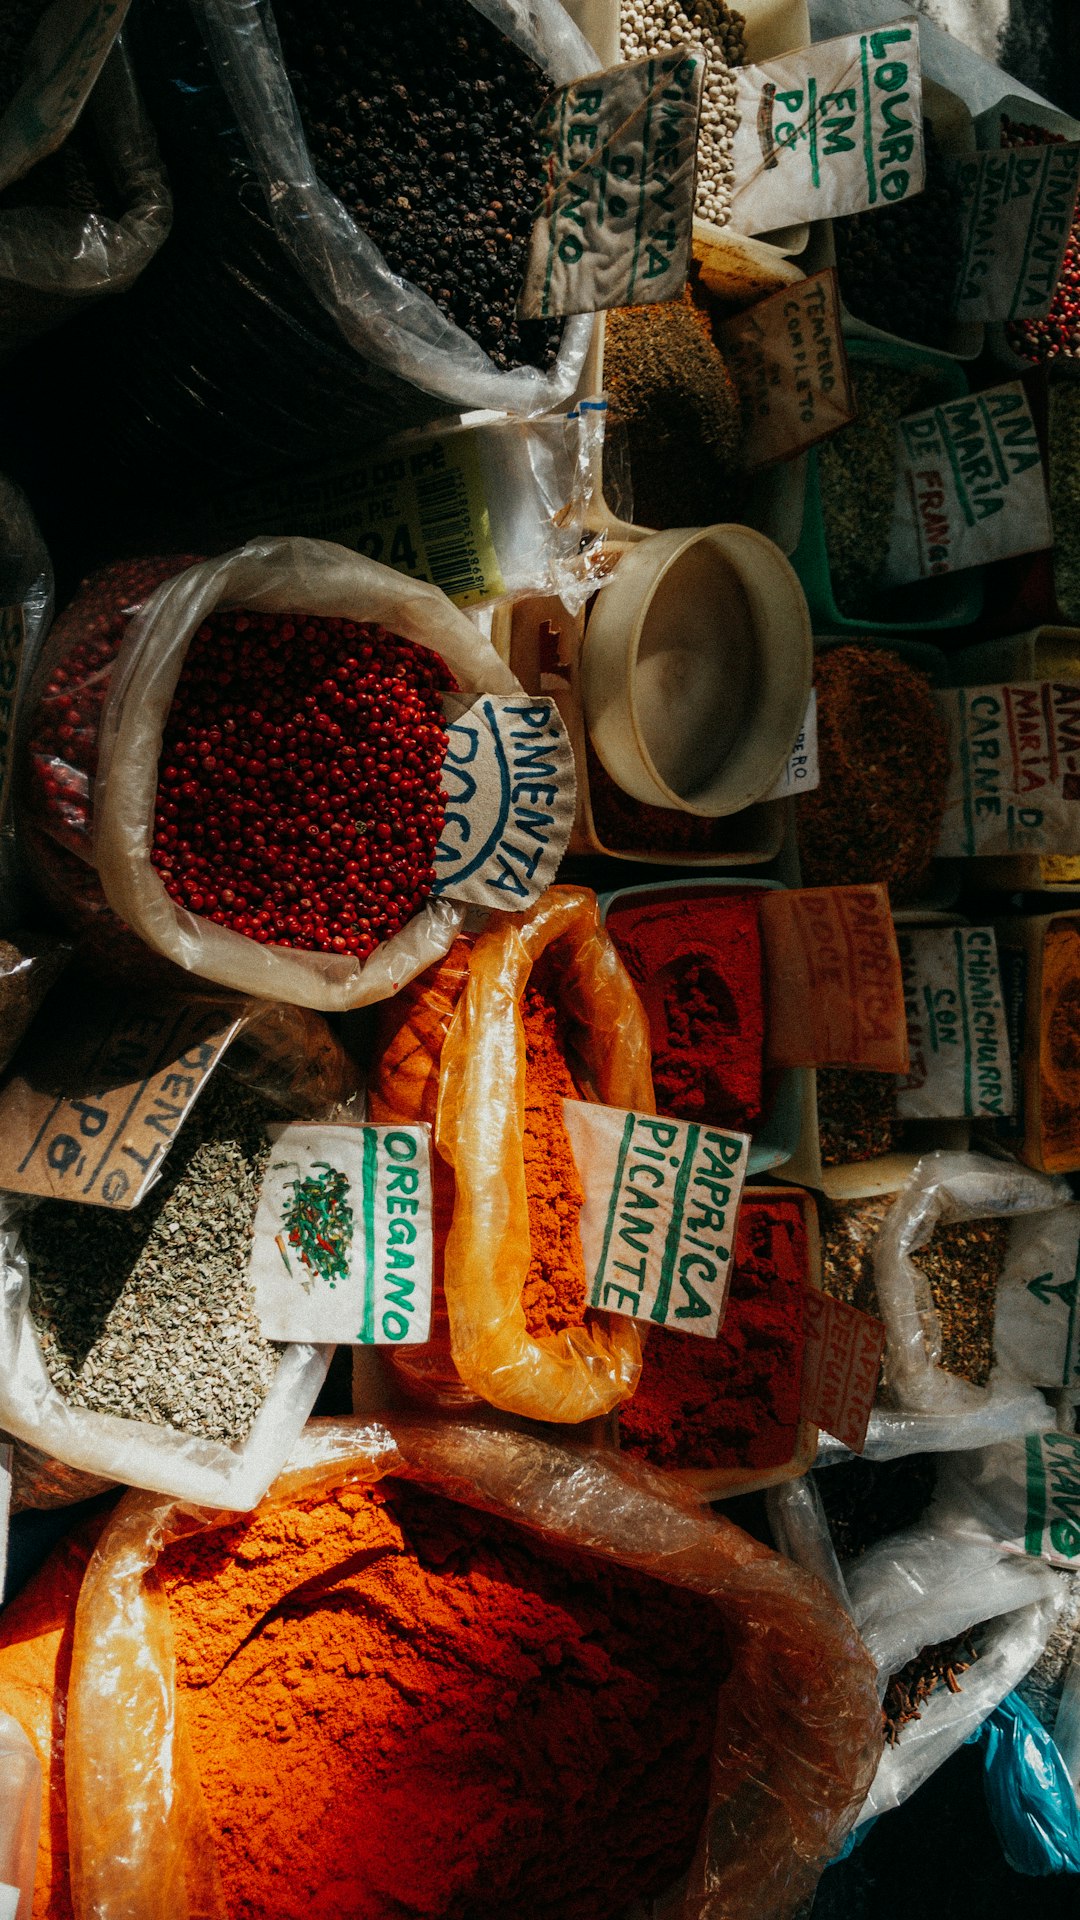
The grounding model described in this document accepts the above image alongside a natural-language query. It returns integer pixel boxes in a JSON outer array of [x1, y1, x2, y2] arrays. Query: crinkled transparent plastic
[[0, 41, 172, 357], [23, 537, 522, 1009], [872, 1151, 1067, 1445], [63, 1416, 882, 1920], [382, 888, 654, 1422], [186, 0, 595, 417], [0, 1708, 41, 1919]]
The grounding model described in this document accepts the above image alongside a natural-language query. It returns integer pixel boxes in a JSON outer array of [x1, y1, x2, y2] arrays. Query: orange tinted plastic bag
[[55, 1417, 881, 1920]]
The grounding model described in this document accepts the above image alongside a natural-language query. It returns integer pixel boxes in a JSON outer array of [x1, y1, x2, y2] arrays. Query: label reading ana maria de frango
[[885, 383, 1053, 584]]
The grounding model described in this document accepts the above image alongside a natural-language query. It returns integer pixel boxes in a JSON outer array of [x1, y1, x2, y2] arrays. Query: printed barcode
[[416, 468, 487, 600]]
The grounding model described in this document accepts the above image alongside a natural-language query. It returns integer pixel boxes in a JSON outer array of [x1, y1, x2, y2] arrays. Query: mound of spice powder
[[520, 976, 589, 1338], [606, 893, 764, 1133], [585, 740, 758, 856], [617, 1196, 807, 1472], [1002, 119, 1080, 364], [796, 645, 950, 902], [160, 1478, 729, 1920]]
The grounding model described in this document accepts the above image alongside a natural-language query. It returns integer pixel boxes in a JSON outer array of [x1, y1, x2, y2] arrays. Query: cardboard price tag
[[0, 0, 131, 189], [433, 695, 575, 911], [995, 1206, 1080, 1392], [728, 18, 924, 236], [248, 1122, 432, 1345], [952, 144, 1080, 323], [521, 52, 703, 318], [0, 604, 25, 828], [801, 1290, 884, 1454], [933, 681, 1080, 858], [897, 925, 1013, 1120], [885, 383, 1053, 584], [764, 690, 819, 799], [0, 982, 244, 1208], [760, 885, 909, 1072], [561, 1102, 749, 1335], [717, 271, 856, 470]]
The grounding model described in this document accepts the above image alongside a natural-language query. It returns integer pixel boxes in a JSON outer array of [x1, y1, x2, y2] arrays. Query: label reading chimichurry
[[897, 925, 1013, 1119]]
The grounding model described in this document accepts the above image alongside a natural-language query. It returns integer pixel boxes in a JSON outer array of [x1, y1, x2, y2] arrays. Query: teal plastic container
[[598, 876, 805, 1177], [793, 338, 984, 635]]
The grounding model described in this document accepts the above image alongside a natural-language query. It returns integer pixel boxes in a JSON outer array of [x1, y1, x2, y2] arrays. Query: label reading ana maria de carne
[[560, 1103, 749, 1336], [896, 925, 1013, 1120], [249, 1122, 433, 1345], [933, 681, 1080, 858], [728, 19, 924, 237], [884, 383, 1053, 584], [432, 695, 575, 912]]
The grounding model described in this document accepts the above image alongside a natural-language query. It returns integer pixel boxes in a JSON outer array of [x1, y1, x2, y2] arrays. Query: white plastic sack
[[186, 0, 596, 416], [0, 1709, 40, 1920]]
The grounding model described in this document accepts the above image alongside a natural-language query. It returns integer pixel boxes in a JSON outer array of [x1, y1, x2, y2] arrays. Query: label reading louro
[[933, 682, 1080, 857], [995, 1206, 1080, 1392], [561, 1102, 749, 1336], [249, 1122, 433, 1344], [728, 19, 924, 236], [521, 52, 703, 319], [952, 143, 1080, 323], [885, 383, 1053, 584], [897, 925, 1013, 1120], [433, 695, 575, 911], [0, 604, 25, 827], [716, 270, 856, 470]]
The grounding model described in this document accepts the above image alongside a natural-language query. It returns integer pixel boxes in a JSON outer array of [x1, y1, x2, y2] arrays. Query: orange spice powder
[[520, 982, 589, 1338]]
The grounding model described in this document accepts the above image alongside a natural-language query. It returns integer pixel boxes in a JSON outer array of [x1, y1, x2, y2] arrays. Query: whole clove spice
[[814, 1454, 937, 1565], [910, 1217, 1010, 1388], [833, 122, 964, 350], [817, 363, 947, 616], [25, 1075, 284, 1443], [881, 1632, 978, 1746], [816, 1068, 898, 1168]]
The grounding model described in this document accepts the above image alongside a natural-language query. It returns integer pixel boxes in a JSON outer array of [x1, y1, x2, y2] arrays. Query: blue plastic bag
[[970, 1693, 1080, 1875]]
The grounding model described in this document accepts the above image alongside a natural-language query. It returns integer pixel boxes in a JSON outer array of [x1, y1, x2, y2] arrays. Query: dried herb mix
[[816, 1069, 898, 1168], [819, 1195, 893, 1323], [817, 364, 945, 615], [910, 1217, 1010, 1389], [25, 1076, 283, 1443], [603, 291, 743, 529]]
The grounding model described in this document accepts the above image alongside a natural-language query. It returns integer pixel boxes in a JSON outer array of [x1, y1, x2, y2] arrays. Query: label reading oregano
[[933, 682, 1080, 857], [995, 1206, 1080, 1392], [896, 925, 1013, 1120], [433, 696, 575, 911], [716, 271, 856, 470], [249, 1122, 433, 1344], [0, 604, 25, 827], [951, 143, 1080, 323], [521, 52, 703, 318], [560, 1102, 749, 1336], [885, 383, 1052, 584], [728, 19, 924, 236]]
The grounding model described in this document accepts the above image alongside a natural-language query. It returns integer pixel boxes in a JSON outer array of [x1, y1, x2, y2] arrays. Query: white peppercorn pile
[[620, 0, 747, 228], [25, 1076, 283, 1445]]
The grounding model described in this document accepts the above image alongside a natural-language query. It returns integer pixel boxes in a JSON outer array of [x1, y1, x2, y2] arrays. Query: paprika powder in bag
[[45, 1417, 882, 1920]]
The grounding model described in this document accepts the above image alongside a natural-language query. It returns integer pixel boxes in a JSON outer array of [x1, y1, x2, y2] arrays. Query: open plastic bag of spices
[[11, 1416, 882, 1920], [179, 0, 594, 419], [370, 887, 654, 1425], [21, 536, 522, 1011], [0, 27, 172, 358]]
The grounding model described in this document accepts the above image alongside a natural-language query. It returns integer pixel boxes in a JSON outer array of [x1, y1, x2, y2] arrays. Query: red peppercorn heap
[[1002, 119, 1080, 364], [150, 610, 453, 961]]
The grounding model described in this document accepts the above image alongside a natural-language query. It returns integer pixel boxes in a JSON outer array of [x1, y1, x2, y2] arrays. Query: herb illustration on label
[[275, 1160, 355, 1292]]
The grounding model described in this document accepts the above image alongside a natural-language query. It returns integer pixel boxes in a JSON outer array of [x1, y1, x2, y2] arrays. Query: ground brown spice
[[520, 983, 589, 1338], [603, 290, 743, 529], [817, 1069, 899, 1167], [910, 1218, 1010, 1388]]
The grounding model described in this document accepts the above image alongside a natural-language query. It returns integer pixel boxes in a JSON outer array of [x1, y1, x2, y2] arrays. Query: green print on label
[[275, 1161, 354, 1291]]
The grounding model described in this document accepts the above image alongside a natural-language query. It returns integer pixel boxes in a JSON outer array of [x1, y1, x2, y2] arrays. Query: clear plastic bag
[[22, 537, 522, 1010], [374, 888, 654, 1423], [56, 1416, 882, 1920], [185, 0, 595, 418], [0, 1709, 41, 1920]]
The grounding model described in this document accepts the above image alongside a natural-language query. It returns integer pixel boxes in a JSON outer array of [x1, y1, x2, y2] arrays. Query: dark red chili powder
[[605, 892, 765, 1133], [617, 1197, 808, 1472]]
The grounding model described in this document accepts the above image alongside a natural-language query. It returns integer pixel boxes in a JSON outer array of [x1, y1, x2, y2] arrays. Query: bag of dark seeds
[[0, 14, 171, 358]]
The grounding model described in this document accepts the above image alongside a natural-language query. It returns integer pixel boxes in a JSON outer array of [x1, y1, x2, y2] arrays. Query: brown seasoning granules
[[910, 1217, 1010, 1388]]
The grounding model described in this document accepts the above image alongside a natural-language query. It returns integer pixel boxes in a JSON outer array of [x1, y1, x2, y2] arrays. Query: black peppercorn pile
[[833, 122, 964, 351], [271, 0, 560, 373]]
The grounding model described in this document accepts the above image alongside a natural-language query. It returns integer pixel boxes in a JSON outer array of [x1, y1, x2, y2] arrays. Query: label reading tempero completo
[[717, 271, 856, 470]]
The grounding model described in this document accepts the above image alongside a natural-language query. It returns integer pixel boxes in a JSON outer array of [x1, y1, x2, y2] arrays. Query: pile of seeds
[[882, 1632, 978, 1746], [1001, 119, 1080, 364], [817, 363, 945, 615], [1049, 381, 1080, 619], [603, 289, 743, 528], [620, 0, 747, 229], [819, 1194, 893, 1322], [815, 1454, 938, 1564], [910, 1217, 1011, 1388], [832, 122, 964, 350], [816, 1069, 898, 1168], [25, 1076, 282, 1444], [271, 0, 559, 373]]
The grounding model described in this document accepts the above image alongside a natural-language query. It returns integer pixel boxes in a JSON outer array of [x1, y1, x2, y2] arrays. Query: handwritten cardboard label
[[760, 885, 909, 1072], [432, 695, 575, 911], [249, 1122, 432, 1345], [934, 682, 1080, 857], [764, 690, 819, 799], [897, 925, 1013, 1120], [522, 52, 703, 318], [0, 605, 25, 828], [801, 1290, 884, 1453], [0, 981, 243, 1207], [717, 270, 856, 469], [729, 19, 924, 236], [0, 0, 131, 189], [562, 1102, 749, 1335], [885, 383, 1053, 584], [952, 144, 1080, 323], [995, 1206, 1080, 1391]]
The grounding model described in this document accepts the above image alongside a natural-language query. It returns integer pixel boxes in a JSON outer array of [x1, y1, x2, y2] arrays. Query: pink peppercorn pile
[[150, 609, 453, 959], [1002, 119, 1080, 364]]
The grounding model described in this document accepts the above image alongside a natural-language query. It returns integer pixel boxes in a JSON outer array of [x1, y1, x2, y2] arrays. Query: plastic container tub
[[791, 338, 984, 635], [598, 876, 807, 1176], [974, 94, 1080, 375]]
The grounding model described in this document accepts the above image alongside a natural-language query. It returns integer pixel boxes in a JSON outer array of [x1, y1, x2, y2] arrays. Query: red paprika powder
[[520, 978, 589, 1337], [617, 1196, 808, 1472], [606, 892, 765, 1132]]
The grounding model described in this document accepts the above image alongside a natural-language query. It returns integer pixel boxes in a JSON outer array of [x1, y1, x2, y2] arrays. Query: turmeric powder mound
[[520, 982, 589, 1338], [161, 1480, 729, 1920]]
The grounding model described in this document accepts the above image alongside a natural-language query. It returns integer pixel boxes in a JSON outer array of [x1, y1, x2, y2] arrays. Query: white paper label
[[1020, 1432, 1080, 1566], [933, 681, 1080, 857], [884, 384, 1052, 584], [521, 52, 703, 318], [0, 0, 132, 189], [717, 270, 856, 470], [728, 19, 924, 236], [896, 926, 1013, 1119], [764, 689, 819, 799], [995, 1206, 1080, 1392], [952, 144, 1080, 323], [0, 1884, 18, 1920], [561, 1102, 749, 1335], [432, 695, 575, 910], [249, 1123, 433, 1345]]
